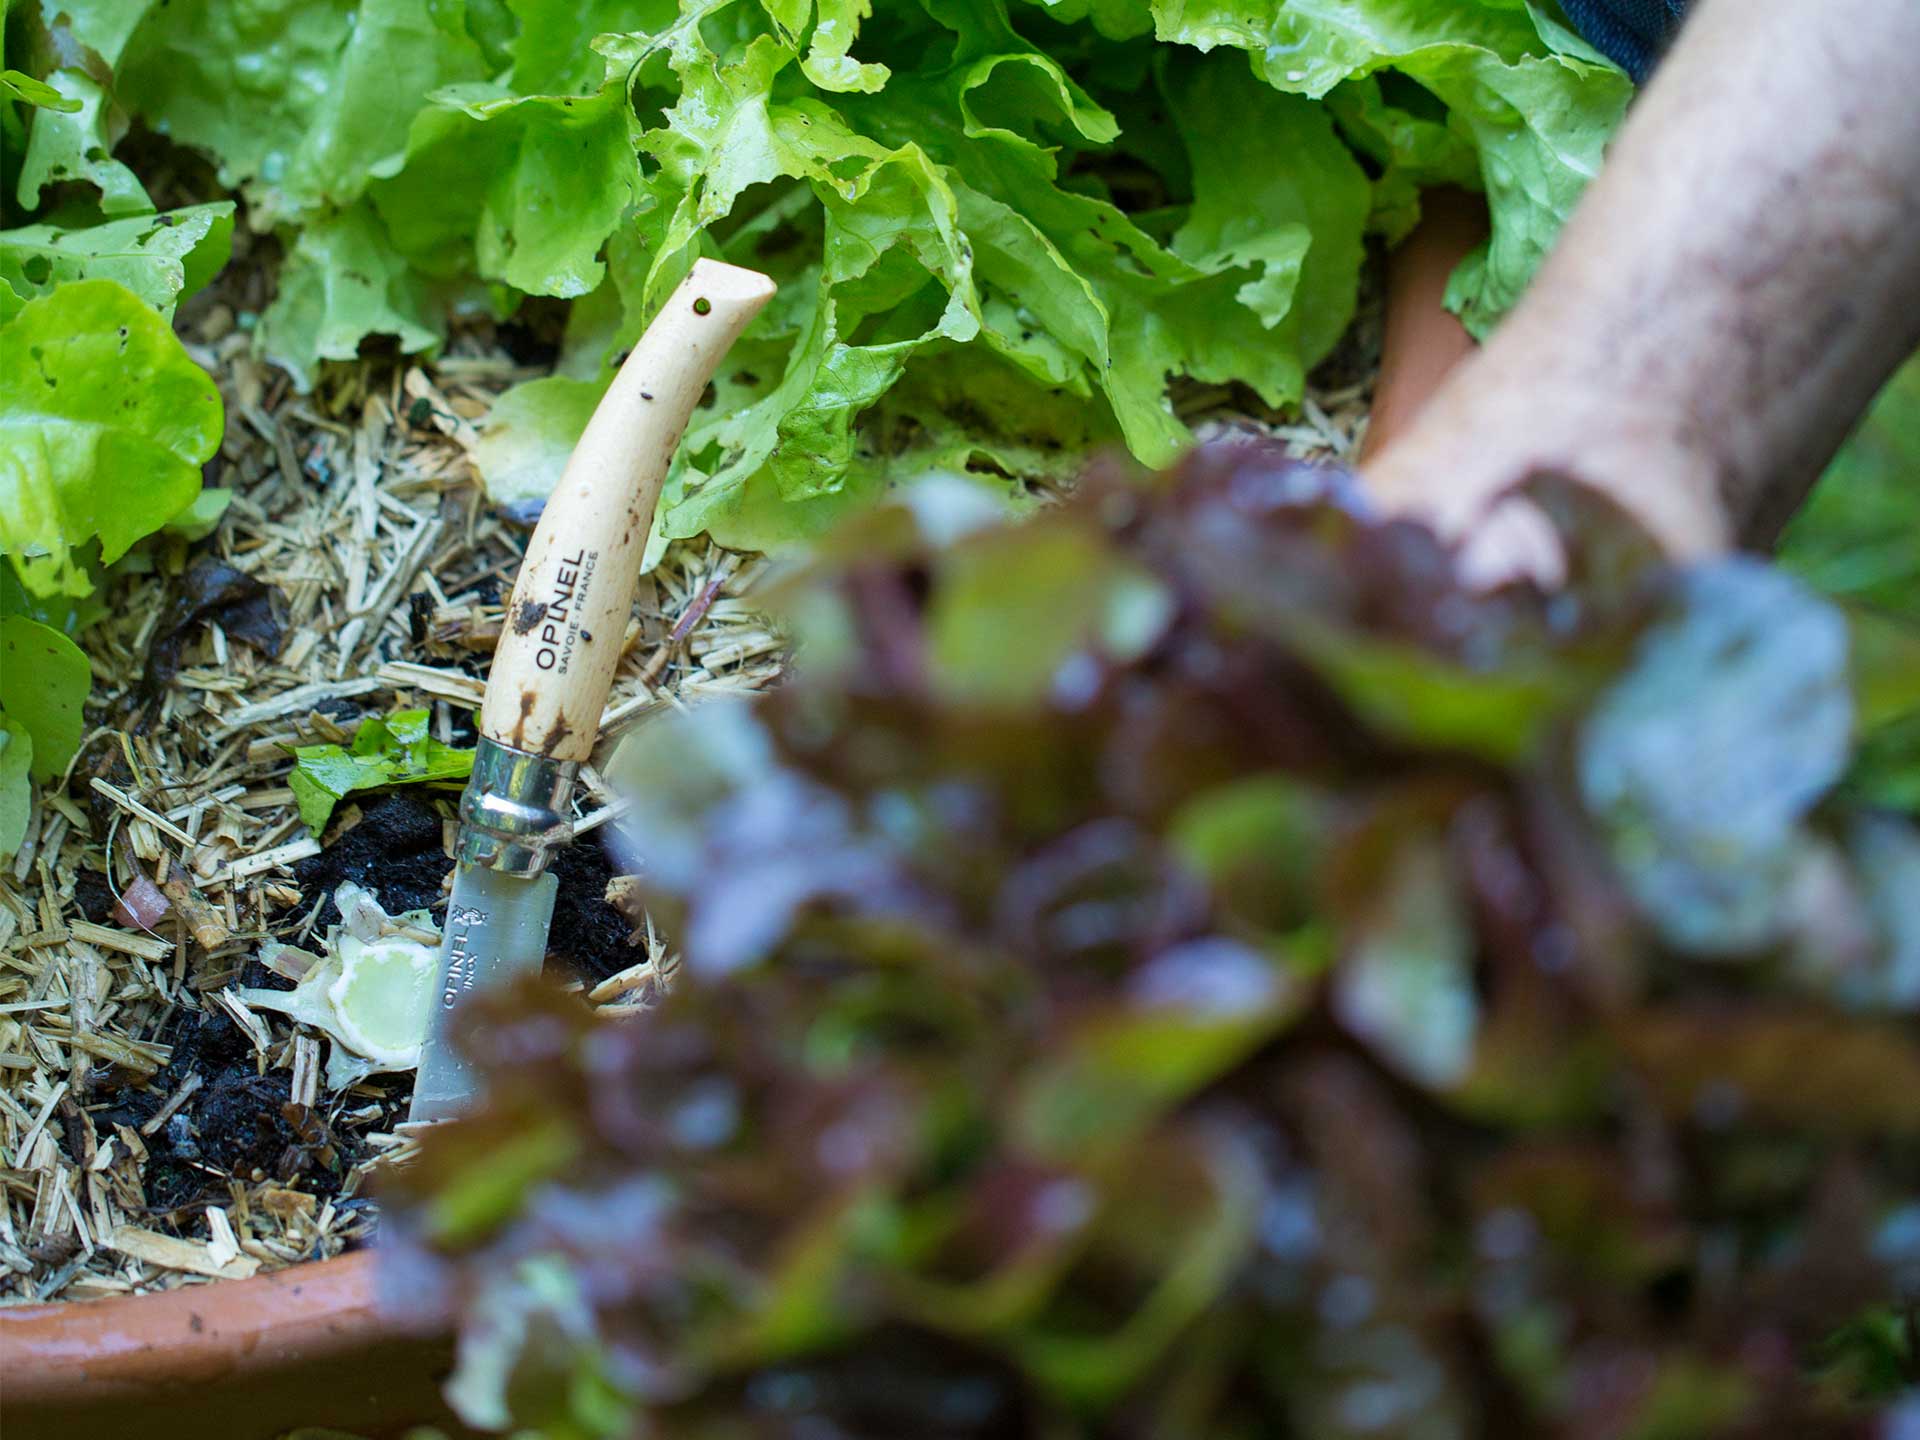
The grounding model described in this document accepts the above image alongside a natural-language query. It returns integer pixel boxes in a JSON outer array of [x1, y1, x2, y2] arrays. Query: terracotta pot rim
[[1, 1245, 372, 1328], [0, 199, 1482, 1438], [0, 1248, 420, 1396], [0, 1245, 467, 1438]]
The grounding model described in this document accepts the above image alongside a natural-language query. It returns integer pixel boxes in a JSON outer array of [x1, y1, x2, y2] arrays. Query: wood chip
[[106, 1225, 260, 1281], [213, 990, 274, 1056], [211, 677, 386, 734], [67, 920, 174, 963], [376, 661, 485, 707], [223, 836, 323, 880], [88, 780, 197, 848], [204, 1207, 242, 1268], [64, 1031, 170, 1075], [12, 1081, 69, 1169], [138, 1072, 205, 1137], [158, 862, 232, 950]]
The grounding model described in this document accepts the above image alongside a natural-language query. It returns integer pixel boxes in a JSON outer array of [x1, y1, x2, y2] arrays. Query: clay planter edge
[[0, 196, 1486, 1440]]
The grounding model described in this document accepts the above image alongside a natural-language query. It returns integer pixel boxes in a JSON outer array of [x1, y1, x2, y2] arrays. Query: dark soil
[[85, 790, 647, 1225], [140, 556, 284, 698], [289, 789, 642, 981], [94, 1008, 364, 1217], [71, 865, 118, 924], [543, 837, 642, 984], [492, 300, 567, 368], [292, 791, 457, 929]]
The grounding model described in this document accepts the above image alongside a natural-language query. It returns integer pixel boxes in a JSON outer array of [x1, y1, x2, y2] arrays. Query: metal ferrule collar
[[455, 736, 577, 876]]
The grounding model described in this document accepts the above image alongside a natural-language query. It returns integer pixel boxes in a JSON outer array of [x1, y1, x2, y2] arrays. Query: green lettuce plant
[[0, 279, 227, 850], [0, 9, 238, 852], [37, 0, 1629, 559], [0, 279, 223, 597]]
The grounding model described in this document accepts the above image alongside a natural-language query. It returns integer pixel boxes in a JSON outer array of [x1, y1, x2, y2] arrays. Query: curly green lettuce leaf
[[816, 344, 1115, 527], [499, 0, 678, 94], [466, 339, 1097, 555], [258, 203, 445, 389], [1141, 0, 1630, 331], [12, 0, 148, 197], [253, 13, 652, 380], [373, 70, 644, 299], [467, 374, 610, 515], [13, 67, 151, 215], [107, 0, 488, 225], [163, 486, 233, 541], [800, 0, 892, 93], [0, 555, 108, 635], [584, 12, 983, 550], [1327, 73, 1480, 243], [1431, 46, 1630, 333], [0, 278, 222, 596], [1163, 56, 1369, 403], [614, 5, 1372, 555], [31, 0, 154, 64], [0, 201, 234, 316], [1142, 0, 1530, 97], [0, 614, 89, 781], [287, 707, 475, 835]]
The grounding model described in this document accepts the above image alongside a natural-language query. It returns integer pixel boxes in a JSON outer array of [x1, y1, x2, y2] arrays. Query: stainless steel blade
[[408, 862, 558, 1123]]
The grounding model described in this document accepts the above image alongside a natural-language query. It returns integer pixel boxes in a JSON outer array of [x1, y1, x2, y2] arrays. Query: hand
[[1363, 0, 1920, 587], [1362, 344, 1731, 588]]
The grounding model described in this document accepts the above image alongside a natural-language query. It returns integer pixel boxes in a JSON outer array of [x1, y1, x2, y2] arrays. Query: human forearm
[[1366, 0, 1920, 569]]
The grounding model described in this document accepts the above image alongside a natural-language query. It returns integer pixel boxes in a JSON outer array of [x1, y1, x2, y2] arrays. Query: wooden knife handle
[[479, 259, 775, 760]]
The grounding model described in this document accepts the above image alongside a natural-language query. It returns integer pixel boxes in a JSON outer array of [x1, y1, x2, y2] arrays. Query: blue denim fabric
[[1560, 0, 1691, 82]]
